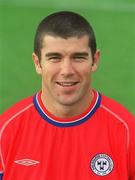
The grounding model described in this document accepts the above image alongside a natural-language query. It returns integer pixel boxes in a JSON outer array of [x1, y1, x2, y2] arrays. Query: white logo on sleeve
[[14, 158, 40, 166], [90, 154, 114, 176]]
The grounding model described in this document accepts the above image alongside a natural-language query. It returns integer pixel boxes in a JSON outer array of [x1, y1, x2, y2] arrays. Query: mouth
[[56, 82, 79, 87]]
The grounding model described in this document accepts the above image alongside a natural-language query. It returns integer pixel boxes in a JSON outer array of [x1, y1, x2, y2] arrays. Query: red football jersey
[[0, 90, 135, 180]]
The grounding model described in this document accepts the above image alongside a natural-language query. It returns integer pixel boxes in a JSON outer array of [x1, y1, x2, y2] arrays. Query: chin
[[56, 96, 81, 106]]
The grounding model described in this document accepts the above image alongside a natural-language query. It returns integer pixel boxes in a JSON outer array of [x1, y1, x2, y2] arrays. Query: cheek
[[78, 65, 92, 77], [41, 65, 59, 81], [80, 67, 92, 84]]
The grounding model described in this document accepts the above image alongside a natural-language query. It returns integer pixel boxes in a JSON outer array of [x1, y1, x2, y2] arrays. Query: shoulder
[[0, 95, 34, 128], [100, 93, 135, 176], [100, 93, 135, 127]]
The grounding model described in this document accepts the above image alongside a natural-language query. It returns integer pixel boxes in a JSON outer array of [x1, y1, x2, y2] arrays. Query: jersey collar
[[33, 90, 101, 127]]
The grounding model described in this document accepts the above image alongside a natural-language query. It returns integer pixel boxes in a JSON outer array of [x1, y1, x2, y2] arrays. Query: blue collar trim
[[33, 92, 101, 127]]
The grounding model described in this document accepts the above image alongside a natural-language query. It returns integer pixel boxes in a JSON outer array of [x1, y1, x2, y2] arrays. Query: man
[[0, 11, 135, 180]]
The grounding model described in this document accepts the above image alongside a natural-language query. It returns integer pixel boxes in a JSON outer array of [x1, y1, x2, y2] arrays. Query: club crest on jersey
[[90, 153, 114, 176]]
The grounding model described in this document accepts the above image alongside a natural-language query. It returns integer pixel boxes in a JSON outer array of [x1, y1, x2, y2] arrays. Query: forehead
[[42, 35, 90, 53]]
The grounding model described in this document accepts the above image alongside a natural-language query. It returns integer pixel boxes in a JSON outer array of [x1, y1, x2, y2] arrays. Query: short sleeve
[[0, 159, 3, 180], [128, 116, 135, 179], [0, 173, 3, 180]]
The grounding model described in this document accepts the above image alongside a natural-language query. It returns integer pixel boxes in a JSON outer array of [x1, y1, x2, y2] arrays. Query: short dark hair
[[34, 11, 97, 60]]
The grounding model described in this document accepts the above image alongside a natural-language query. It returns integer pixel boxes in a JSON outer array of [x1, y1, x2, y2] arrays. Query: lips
[[56, 82, 79, 87]]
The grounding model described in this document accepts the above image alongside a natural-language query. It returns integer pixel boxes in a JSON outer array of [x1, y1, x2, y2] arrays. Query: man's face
[[33, 35, 99, 107]]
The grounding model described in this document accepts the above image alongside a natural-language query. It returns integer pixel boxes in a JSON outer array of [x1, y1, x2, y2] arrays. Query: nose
[[60, 59, 75, 77]]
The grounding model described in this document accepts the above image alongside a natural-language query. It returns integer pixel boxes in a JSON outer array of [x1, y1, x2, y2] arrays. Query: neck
[[41, 89, 93, 119]]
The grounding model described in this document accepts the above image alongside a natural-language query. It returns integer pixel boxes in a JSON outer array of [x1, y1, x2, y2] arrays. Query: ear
[[32, 53, 42, 75], [91, 49, 100, 72]]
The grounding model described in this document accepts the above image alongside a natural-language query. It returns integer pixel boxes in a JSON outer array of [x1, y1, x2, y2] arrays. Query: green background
[[0, 0, 135, 114]]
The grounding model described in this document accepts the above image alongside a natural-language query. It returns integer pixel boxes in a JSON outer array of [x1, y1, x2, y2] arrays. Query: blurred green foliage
[[0, 0, 135, 114]]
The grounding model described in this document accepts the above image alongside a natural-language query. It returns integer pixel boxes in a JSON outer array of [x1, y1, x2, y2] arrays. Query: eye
[[48, 56, 61, 62], [74, 56, 88, 62]]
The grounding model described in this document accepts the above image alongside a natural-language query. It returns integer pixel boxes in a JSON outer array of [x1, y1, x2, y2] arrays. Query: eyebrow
[[45, 52, 89, 57], [45, 52, 62, 57], [72, 52, 89, 57]]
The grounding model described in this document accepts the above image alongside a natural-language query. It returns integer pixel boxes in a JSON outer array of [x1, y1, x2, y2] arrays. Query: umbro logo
[[14, 158, 40, 166]]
